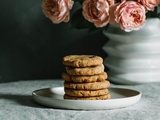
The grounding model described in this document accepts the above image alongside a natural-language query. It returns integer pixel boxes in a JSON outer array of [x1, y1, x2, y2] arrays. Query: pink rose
[[115, 1, 146, 32], [140, 0, 159, 11], [42, 0, 74, 24], [82, 0, 114, 27]]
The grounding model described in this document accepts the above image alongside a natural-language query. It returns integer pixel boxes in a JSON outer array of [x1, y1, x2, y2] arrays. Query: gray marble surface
[[0, 79, 160, 120]]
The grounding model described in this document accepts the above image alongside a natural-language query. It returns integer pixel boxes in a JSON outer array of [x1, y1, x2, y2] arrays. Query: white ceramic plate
[[32, 87, 141, 110]]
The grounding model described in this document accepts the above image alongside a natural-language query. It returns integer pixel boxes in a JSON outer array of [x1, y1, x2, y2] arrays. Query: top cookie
[[62, 55, 103, 67]]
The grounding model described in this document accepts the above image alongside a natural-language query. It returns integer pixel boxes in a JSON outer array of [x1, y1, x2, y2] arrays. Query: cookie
[[66, 64, 104, 75], [64, 94, 111, 100], [64, 88, 108, 97], [64, 81, 110, 90], [62, 72, 108, 83], [62, 55, 103, 67]]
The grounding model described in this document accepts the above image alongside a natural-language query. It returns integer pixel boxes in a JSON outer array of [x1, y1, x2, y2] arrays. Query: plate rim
[[32, 87, 141, 102], [32, 87, 142, 109]]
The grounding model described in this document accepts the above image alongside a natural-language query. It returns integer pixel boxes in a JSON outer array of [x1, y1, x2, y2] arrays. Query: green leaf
[[70, 9, 88, 29], [155, 6, 160, 18], [146, 6, 160, 18], [74, 0, 83, 4], [116, 0, 121, 3], [70, 9, 99, 32], [151, 7, 158, 17], [146, 11, 152, 18]]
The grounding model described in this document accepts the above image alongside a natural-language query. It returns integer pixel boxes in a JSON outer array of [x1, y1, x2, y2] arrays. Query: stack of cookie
[[62, 55, 111, 100]]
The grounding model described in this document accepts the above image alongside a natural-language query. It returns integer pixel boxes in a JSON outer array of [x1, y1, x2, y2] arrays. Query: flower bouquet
[[42, 0, 160, 32]]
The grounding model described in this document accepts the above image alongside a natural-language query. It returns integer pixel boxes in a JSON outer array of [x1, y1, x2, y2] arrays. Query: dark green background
[[0, 0, 107, 82]]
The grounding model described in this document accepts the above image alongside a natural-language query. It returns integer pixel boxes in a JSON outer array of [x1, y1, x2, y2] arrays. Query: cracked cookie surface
[[62, 55, 103, 67], [64, 88, 109, 97], [66, 64, 104, 75], [64, 81, 110, 90]]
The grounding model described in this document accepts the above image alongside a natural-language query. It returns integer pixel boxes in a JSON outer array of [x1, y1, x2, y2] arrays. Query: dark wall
[[0, 0, 108, 82]]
